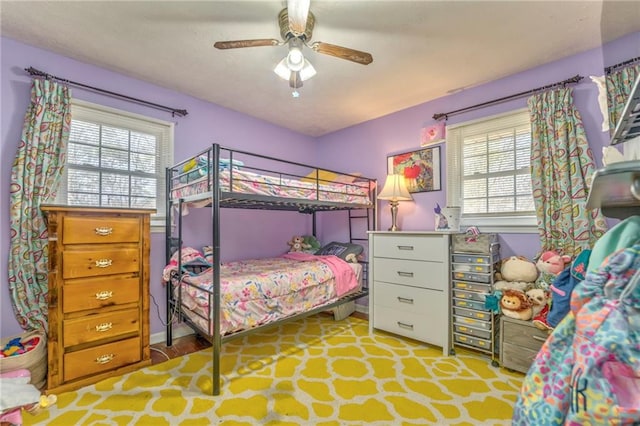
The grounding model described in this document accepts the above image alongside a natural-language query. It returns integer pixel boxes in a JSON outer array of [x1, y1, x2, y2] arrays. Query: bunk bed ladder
[[348, 208, 371, 289]]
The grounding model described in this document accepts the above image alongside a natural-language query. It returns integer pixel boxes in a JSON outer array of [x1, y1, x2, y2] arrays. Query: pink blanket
[[282, 252, 358, 296]]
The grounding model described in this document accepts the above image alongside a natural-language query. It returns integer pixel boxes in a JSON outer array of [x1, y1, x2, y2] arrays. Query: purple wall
[[2, 32, 638, 339], [317, 32, 640, 261], [1, 37, 317, 338]]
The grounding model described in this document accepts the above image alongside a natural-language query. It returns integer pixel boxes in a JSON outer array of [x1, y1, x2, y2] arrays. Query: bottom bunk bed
[[163, 246, 369, 395]]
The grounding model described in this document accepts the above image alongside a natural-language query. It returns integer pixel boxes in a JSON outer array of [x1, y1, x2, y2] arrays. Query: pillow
[[302, 169, 339, 183], [302, 169, 361, 184], [333, 172, 362, 184], [315, 242, 364, 261]]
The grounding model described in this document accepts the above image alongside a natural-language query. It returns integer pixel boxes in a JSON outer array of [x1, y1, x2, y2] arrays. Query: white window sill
[[460, 216, 538, 234]]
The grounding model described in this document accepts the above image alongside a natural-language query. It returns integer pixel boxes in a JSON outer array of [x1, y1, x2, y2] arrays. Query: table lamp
[[378, 174, 413, 231]]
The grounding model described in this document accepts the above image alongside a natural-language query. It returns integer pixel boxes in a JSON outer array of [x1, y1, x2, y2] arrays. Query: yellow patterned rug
[[25, 315, 523, 425]]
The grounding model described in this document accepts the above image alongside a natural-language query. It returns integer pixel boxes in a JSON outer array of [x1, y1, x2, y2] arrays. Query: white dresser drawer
[[373, 234, 446, 262], [373, 257, 447, 291], [373, 281, 435, 314], [373, 305, 445, 347]]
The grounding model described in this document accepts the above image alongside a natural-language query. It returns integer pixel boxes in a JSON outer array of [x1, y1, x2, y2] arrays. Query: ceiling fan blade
[[287, 0, 310, 36], [310, 42, 373, 65], [214, 39, 281, 49]]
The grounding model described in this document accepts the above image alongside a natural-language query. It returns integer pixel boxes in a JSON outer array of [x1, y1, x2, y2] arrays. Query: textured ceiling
[[2, 1, 639, 136]]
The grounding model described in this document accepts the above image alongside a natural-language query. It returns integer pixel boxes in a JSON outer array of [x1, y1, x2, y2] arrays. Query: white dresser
[[368, 231, 452, 356]]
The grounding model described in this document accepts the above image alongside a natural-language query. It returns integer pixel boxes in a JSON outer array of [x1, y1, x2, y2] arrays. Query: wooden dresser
[[41, 205, 153, 394], [368, 231, 452, 356], [500, 316, 548, 373]]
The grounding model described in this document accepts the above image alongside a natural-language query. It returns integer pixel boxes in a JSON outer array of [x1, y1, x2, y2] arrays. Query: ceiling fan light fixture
[[286, 46, 305, 71], [274, 57, 316, 82], [299, 59, 316, 80], [274, 58, 290, 80]]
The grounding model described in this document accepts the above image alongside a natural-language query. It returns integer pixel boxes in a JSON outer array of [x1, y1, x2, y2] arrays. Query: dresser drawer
[[63, 308, 140, 347], [501, 318, 548, 351], [64, 337, 141, 382], [62, 216, 140, 244], [62, 247, 140, 279], [373, 234, 446, 262], [63, 276, 140, 313], [373, 257, 446, 291], [373, 305, 445, 346], [373, 281, 440, 314], [501, 342, 540, 374]]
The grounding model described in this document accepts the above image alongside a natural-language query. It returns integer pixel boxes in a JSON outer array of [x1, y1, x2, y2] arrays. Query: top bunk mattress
[[171, 168, 372, 206], [168, 145, 375, 209]]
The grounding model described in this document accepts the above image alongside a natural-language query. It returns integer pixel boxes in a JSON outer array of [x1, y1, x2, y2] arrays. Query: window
[[56, 100, 173, 231], [446, 108, 536, 232]]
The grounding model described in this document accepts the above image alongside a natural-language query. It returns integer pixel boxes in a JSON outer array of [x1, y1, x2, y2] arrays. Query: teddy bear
[[493, 255, 538, 293], [287, 236, 311, 253], [500, 289, 533, 321]]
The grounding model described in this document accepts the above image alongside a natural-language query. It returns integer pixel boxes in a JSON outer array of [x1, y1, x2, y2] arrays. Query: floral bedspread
[[172, 256, 359, 335], [170, 168, 370, 204]]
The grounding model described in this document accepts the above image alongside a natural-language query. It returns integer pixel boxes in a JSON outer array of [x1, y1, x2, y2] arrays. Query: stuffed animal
[[303, 235, 321, 253], [526, 288, 550, 318], [534, 249, 591, 331], [534, 250, 571, 290], [530, 250, 571, 329], [498, 256, 539, 283], [500, 289, 533, 321], [287, 236, 311, 253], [493, 256, 538, 293]]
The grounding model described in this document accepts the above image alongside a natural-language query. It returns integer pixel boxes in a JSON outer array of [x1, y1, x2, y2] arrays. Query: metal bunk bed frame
[[164, 143, 377, 395]]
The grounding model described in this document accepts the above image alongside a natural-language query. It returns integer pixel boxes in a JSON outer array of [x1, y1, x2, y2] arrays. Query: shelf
[[610, 75, 640, 146], [586, 160, 640, 219]]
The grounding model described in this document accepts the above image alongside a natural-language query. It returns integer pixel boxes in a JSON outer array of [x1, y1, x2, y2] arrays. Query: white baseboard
[[355, 303, 368, 316], [150, 323, 195, 345]]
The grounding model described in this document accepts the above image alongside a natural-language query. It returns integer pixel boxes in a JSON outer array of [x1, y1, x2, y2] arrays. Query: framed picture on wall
[[387, 146, 441, 193]]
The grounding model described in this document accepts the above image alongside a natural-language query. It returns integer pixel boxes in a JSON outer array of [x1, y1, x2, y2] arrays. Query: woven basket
[[0, 330, 47, 390], [452, 233, 498, 254]]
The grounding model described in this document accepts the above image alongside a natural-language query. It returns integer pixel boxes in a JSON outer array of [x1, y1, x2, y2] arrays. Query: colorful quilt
[[170, 168, 371, 205], [169, 255, 361, 336]]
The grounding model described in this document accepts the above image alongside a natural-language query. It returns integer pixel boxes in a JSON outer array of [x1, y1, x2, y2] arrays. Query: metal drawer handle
[[397, 271, 414, 278], [397, 245, 414, 251], [95, 322, 113, 332], [532, 335, 547, 343], [94, 227, 113, 236], [397, 297, 414, 304], [95, 354, 115, 364], [397, 321, 414, 330], [95, 259, 113, 268], [95, 290, 113, 300]]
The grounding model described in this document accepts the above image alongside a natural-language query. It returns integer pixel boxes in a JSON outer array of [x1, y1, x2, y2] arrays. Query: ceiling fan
[[213, 0, 373, 90]]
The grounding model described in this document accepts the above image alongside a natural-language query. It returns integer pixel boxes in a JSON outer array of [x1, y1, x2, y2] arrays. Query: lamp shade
[[378, 174, 413, 201]]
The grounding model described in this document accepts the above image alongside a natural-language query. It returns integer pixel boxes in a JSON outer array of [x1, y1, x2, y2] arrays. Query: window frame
[[58, 99, 174, 232], [446, 108, 538, 233]]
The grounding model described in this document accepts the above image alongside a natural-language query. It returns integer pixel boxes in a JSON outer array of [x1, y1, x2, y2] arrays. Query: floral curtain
[[606, 63, 640, 131], [528, 87, 607, 257], [8, 79, 71, 332]]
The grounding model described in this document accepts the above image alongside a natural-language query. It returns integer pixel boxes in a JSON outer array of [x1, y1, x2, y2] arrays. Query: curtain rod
[[605, 56, 640, 74], [432, 74, 584, 121], [25, 66, 188, 117]]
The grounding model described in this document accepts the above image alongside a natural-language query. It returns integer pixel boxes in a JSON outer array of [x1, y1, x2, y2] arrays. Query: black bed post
[[165, 167, 173, 347], [212, 143, 222, 396], [312, 211, 317, 237]]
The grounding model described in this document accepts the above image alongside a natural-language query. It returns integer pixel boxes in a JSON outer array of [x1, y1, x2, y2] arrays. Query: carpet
[[25, 315, 523, 425]]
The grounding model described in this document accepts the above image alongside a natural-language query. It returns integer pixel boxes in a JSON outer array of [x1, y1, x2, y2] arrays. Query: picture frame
[[387, 146, 441, 193], [420, 123, 446, 147]]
